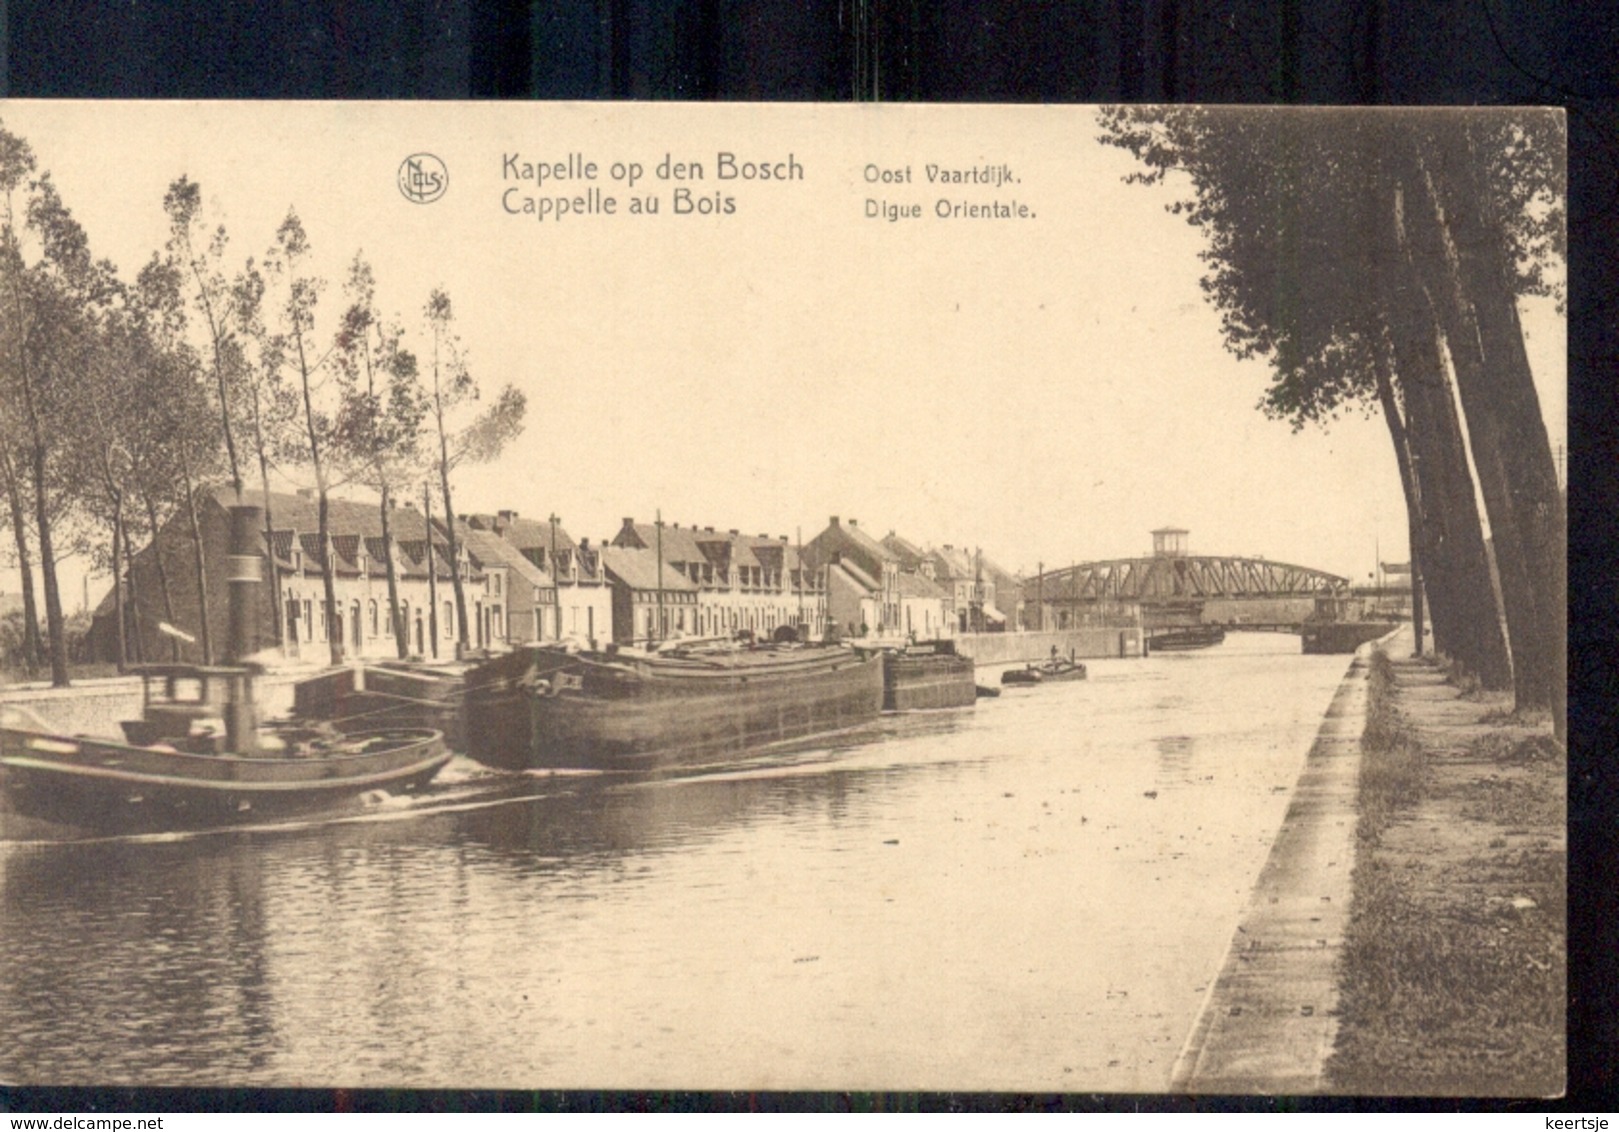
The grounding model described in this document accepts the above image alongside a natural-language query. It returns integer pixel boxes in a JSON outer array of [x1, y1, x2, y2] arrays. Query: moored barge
[[863, 640, 977, 711], [462, 642, 884, 771]]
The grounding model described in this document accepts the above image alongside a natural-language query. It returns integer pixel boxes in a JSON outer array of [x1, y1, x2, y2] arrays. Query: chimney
[[848, 519, 858, 528], [829, 515, 839, 527], [729, 529, 739, 536], [759, 533, 768, 539], [498, 509, 517, 523], [705, 525, 715, 532]]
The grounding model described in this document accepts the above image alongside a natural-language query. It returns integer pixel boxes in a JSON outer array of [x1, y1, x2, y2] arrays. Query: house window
[[444, 601, 454, 637], [492, 572, 502, 596], [369, 600, 379, 635], [303, 599, 314, 642]]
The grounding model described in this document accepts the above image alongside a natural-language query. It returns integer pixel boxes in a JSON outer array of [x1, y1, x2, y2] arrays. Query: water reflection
[[0, 635, 1353, 1090]]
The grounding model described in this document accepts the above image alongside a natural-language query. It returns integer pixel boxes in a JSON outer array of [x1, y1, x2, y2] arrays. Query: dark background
[[3, 0, 1613, 1113]]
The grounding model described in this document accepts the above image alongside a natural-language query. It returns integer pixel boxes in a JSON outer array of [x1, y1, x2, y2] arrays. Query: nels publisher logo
[[398, 153, 448, 204]]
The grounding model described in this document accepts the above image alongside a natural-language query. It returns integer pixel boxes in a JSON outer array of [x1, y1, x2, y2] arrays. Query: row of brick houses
[[89, 492, 1019, 664]]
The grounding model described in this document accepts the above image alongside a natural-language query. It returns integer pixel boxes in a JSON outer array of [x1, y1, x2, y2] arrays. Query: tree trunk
[[293, 319, 343, 666], [144, 490, 181, 661], [109, 499, 127, 671], [29, 438, 69, 687], [178, 451, 214, 665], [1369, 336, 1427, 657], [121, 506, 145, 664], [424, 483, 440, 659], [379, 483, 407, 659], [438, 458, 469, 654], [1410, 128, 1565, 734], [317, 490, 343, 666], [1381, 190, 1511, 688], [258, 462, 284, 650], [1, 448, 43, 672]]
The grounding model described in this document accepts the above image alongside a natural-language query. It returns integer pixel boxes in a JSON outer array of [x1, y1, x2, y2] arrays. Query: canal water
[[0, 634, 1352, 1092]]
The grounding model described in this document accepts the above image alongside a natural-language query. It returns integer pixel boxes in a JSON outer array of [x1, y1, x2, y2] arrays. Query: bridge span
[[1026, 528, 1351, 636]]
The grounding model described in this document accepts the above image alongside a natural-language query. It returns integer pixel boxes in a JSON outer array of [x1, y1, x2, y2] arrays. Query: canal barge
[[0, 663, 449, 830], [462, 641, 884, 771], [853, 640, 977, 712], [294, 662, 466, 749], [1147, 627, 1227, 652], [1300, 619, 1398, 654]]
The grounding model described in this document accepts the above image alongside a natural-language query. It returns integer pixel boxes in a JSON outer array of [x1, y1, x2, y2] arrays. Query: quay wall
[[954, 627, 1143, 665], [0, 672, 303, 739]]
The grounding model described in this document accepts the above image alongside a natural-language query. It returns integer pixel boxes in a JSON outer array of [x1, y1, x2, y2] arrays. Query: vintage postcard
[[0, 102, 1565, 1095]]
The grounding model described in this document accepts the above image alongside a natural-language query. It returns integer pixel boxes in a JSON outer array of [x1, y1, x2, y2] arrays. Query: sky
[[0, 101, 1565, 607]]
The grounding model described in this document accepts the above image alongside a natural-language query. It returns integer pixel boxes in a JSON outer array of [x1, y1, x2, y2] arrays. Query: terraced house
[[463, 510, 613, 646], [90, 487, 497, 664], [610, 517, 826, 642]]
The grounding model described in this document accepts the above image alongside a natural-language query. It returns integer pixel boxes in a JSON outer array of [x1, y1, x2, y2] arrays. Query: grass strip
[[1326, 649, 1565, 1096]]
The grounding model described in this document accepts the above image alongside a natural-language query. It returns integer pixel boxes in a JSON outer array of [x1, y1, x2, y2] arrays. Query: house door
[[351, 600, 363, 649]]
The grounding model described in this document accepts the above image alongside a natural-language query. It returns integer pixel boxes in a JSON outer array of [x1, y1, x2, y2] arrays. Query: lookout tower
[[1151, 527, 1189, 558]]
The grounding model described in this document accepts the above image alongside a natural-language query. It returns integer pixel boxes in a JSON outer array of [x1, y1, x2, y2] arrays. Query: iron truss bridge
[[1032, 556, 1350, 604]]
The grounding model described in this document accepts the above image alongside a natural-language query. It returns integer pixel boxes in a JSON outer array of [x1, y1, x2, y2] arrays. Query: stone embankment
[[953, 627, 1143, 665], [0, 671, 306, 739], [1169, 632, 1376, 1093], [1172, 624, 1566, 1096]]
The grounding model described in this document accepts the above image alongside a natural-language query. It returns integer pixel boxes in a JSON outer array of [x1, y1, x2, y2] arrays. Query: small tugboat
[[0, 501, 448, 831], [1001, 652, 1089, 686], [0, 666, 449, 831], [462, 637, 884, 772]]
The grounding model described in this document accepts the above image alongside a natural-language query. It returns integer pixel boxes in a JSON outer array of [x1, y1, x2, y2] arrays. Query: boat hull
[[0, 727, 450, 831], [882, 652, 977, 711], [464, 646, 885, 772], [1301, 621, 1398, 654], [1001, 660, 1087, 685], [1148, 627, 1227, 652], [294, 664, 465, 749]]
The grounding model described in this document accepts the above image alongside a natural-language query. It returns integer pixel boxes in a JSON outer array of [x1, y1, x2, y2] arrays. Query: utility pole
[[1037, 561, 1043, 633], [655, 509, 665, 644], [550, 513, 561, 641]]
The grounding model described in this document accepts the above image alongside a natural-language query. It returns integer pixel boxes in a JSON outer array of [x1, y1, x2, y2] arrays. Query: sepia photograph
[[0, 101, 1566, 1096]]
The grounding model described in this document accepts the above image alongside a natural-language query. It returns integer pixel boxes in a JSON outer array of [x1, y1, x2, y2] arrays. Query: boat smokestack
[[226, 504, 263, 665], [225, 503, 264, 752]]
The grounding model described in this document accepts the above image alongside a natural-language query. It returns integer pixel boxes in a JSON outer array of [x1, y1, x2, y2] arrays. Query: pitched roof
[[881, 532, 928, 570], [830, 558, 881, 594], [474, 514, 579, 556], [926, 546, 977, 580], [896, 570, 945, 600], [601, 546, 699, 593], [460, 527, 551, 589]]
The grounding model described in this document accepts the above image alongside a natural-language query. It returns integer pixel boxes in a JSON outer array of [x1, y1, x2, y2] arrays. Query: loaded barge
[[858, 639, 977, 711], [462, 641, 884, 771]]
